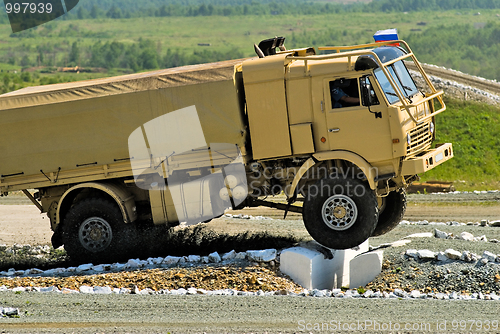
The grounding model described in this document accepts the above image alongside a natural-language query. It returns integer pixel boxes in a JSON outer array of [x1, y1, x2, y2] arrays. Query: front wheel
[[62, 198, 134, 262], [303, 178, 378, 249]]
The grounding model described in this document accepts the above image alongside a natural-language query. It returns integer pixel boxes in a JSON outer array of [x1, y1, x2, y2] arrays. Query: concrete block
[[280, 240, 368, 290], [349, 250, 383, 289]]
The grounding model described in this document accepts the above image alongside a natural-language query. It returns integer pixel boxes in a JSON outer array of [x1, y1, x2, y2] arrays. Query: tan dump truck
[[0, 37, 453, 261]]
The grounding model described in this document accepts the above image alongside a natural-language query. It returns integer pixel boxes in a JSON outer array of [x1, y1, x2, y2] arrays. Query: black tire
[[371, 189, 407, 237], [302, 178, 378, 249], [62, 198, 134, 262]]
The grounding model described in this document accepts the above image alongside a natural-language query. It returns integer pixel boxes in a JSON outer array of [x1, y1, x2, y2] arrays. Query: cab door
[[323, 75, 393, 162]]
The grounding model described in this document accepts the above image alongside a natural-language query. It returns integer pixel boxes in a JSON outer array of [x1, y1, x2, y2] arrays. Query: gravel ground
[[1, 293, 498, 334], [1, 193, 500, 332]]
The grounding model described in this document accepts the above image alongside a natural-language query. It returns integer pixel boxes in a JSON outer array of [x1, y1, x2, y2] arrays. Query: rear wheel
[[62, 198, 134, 262], [303, 178, 378, 249], [371, 189, 407, 237]]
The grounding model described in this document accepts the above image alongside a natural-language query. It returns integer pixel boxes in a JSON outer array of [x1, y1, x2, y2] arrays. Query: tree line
[[2, 0, 500, 25]]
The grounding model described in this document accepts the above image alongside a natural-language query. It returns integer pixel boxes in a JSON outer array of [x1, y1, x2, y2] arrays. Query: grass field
[[0, 9, 499, 66], [419, 98, 500, 191]]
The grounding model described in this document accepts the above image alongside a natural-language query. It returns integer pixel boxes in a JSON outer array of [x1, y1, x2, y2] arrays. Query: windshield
[[374, 60, 419, 105]]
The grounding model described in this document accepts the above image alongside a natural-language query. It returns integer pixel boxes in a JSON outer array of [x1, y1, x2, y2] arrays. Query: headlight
[[407, 133, 411, 146], [429, 122, 435, 136]]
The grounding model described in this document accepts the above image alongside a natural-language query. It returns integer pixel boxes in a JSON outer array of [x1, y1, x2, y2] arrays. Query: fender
[[55, 182, 137, 229], [286, 151, 377, 198]]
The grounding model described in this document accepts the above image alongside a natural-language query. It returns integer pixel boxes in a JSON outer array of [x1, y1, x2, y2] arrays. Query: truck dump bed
[[0, 59, 247, 192]]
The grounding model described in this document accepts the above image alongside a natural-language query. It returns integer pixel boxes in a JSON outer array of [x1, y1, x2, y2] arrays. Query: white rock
[[119, 288, 131, 294], [405, 249, 419, 258], [29, 268, 44, 275], [162, 256, 181, 265], [482, 251, 497, 262], [61, 288, 79, 294], [76, 263, 93, 272], [170, 288, 187, 295], [79, 286, 94, 294], [208, 252, 221, 263], [111, 263, 125, 271], [389, 239, 412, 247], [436, 252, 448, 262], [461, 251, 474, 262], [92, 265, 105, 272], [247, 249, 277, 262], [377, 240, 411, 248], [405, 232, 433, 238], [410, 290, 421, 298], [312, 289, 326, 297], [187, 255, 201, 263], [12, 287, 26, 292], [445, 249, 462, 260], [417, 249, 436, 260], [94, 286, 112, 294], [363, 290, 374, 298], [222, 250, 237, 260], [489, 220, 500, 227], [459, 232, 474, 241], [201, 256, 209, 263], [126, 259, 141, 268], [490, 294, 500, 301], [435, 293, 448, 300], [1, 307, 19, 317], [139, 288, 154, 295], [40, 286, 60, 293], [235, 252, 247, 260], [434, 229, 449, 239], [393, 289, 407, 298], [388, 292, 399, 298]]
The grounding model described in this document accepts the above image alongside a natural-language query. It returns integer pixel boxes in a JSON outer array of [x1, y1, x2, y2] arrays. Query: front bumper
[[401, 143, 453, 175]]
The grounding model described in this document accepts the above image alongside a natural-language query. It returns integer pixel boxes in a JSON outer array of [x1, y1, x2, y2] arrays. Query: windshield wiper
[[384, 91, 398, 97]]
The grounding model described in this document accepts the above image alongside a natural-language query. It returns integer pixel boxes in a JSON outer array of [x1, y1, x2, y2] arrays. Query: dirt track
[[1, 193, 500, 246]]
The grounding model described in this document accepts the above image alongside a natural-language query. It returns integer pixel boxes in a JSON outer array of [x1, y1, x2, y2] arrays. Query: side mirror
[[360, 76, 372, 107]]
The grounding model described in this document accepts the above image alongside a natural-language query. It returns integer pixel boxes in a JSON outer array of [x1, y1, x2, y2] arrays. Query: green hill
[[420, 98, 500, 190]]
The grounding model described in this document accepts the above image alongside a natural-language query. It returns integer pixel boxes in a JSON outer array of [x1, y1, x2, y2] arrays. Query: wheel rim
[[321, 195, 358, 231], [79, 217, 113, 252]]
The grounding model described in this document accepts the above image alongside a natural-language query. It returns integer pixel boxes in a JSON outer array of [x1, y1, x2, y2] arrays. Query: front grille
[[407, 122, 432, 156]]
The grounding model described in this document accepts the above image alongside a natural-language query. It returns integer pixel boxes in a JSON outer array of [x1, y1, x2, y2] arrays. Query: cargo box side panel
[[0, 71, 246, 184]]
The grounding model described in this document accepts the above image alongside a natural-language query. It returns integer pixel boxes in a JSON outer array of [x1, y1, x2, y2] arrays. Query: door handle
[[328, 128, 340, 133]]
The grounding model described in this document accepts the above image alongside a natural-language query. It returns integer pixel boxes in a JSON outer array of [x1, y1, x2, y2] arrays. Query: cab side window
[[329, 78, 360, 109]]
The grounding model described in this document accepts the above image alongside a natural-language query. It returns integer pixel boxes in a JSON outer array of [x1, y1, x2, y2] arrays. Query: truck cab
[[241, 38, 453, 249]]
